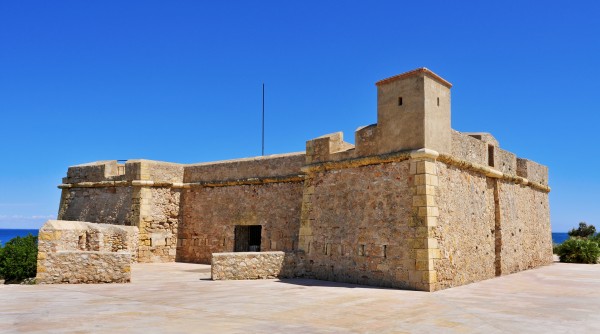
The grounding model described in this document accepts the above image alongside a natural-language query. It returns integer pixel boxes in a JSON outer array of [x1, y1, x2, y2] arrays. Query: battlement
[[304, 68, 547, 185], [62, 160, 184, 184]]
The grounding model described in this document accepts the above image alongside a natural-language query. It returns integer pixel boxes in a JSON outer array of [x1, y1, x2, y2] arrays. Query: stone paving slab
[[1, 262, 599, 333]]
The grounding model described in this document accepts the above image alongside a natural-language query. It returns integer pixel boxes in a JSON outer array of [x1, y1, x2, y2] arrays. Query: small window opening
[[488, 145, 495, 167], [437, 97, 440, 106], [398, 97, 403, 106], [383, 245, 387, 258]]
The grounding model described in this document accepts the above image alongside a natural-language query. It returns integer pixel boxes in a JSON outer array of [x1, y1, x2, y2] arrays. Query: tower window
[[437, 97, 440, 106], [398, 97, 403, 106]]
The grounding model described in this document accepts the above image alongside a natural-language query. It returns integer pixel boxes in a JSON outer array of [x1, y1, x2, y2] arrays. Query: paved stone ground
[[1, 262, 599, 333]]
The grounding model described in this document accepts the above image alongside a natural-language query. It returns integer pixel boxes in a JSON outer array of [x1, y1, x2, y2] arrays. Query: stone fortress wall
[[44, 68, 553, 291]]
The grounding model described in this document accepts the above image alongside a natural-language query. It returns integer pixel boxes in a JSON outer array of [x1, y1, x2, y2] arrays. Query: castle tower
[[376, 68, 452, 154]]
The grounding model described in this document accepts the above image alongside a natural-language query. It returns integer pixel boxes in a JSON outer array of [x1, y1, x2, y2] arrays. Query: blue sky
[[0, 1, 598, 231]]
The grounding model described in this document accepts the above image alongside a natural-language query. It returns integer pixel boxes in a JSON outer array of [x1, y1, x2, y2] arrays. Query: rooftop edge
[[375, 67, 453, 88]]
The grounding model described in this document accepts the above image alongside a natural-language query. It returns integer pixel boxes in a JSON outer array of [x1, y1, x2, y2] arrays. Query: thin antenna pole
[[262, 83, 265, 156]]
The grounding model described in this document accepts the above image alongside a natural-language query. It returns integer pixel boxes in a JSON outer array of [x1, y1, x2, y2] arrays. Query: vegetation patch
[[0, 234, 38, 283], [554, 222, 600, 264]]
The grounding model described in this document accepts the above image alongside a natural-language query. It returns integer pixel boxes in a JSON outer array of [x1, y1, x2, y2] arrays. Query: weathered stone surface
[[177, 182, 303, 264], [184, 153, 305, 183], [36, 220, 137, 284], [516, 158, 549, 186], [300, 161, 414, 289], [451, 130, 488, 166], [63, 160, 126, 183], [136, 187, 181, 263], [58, 187, 133, 226], [37, 251, 131, 284], [465, 132, 499, 147], [498, 181, 553, 274], [494, 147, 517, 176], [434, 163, 496, 289], [211, 251, 301, 280]]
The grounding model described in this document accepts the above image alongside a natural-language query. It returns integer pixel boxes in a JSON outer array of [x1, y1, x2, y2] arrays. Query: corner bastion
[[44, 67, 553, 291]]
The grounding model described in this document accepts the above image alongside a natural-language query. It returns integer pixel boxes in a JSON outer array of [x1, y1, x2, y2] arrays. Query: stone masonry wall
[[434, 163, 496, 289], [38, 252, 131, 284], [300, 161, 414, 288], [498, 181, 553, 274], [136, 187, 181, 263], [37, 220, 138, 284], [58, 187, 133, 226], [211, 251, 299, 280], [184, 153, 305, 182], [177, 182, 303, 263]]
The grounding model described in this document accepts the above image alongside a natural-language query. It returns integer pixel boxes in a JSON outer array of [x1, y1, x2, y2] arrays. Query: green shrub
[[0, 234, 38, 283], [568, 222, 596, 238], [555, 238, 600, 264]]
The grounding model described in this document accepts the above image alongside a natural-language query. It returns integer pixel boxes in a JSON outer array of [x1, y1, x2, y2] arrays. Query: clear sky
[[1, 1, 599, 231]]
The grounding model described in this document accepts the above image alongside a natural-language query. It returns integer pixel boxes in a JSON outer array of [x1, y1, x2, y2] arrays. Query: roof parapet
[[376, 67, 452, 88]]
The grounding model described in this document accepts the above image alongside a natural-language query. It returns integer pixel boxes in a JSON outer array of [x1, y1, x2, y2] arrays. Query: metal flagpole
[[262, 83, 265, 156]]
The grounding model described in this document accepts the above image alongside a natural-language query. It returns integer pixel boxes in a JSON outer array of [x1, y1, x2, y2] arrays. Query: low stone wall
[[36, 220, 138, 284], [37, 251, 131, 284], [211, 251, 299, 280]]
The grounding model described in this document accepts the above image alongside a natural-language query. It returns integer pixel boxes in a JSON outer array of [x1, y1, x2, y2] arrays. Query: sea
[[0, 229, 572, 247], [551, 232, 569, 245], [0, 229, 39, 247]]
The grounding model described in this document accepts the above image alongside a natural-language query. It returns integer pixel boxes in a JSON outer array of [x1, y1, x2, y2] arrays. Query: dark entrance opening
[[234, 225, 262, 252]]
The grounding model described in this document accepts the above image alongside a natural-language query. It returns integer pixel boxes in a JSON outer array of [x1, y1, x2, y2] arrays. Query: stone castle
[[36, 68, 553, 291]]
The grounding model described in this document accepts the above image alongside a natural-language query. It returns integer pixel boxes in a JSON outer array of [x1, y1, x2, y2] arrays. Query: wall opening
[[488, 144, 495, 167], [398, 97, 403, 106], [437, 97, 440, 106], [234, 225, 262, 252]]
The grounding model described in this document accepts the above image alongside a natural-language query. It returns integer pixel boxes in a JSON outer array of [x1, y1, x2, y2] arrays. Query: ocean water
[[0, 229, 39, 247], [552, 232, 569, 245]]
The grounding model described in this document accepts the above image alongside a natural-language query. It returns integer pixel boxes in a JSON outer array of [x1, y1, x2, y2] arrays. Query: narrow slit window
[[398, 97, 403, 106], [437, 97, 440, 106], [488, 145, 495, 167]]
